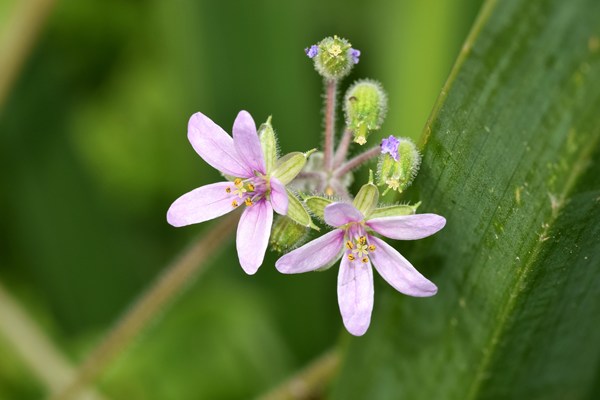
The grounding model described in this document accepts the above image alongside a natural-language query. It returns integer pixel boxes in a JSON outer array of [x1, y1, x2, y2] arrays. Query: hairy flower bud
[[377, 136, 421, 193], [344, 80, 388, 145], [307, 36, 358, 81]]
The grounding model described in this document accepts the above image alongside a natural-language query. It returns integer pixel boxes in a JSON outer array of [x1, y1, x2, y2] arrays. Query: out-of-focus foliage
[[0, 0, 480, 398]]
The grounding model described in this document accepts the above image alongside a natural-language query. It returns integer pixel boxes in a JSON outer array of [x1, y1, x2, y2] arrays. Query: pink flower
[[167, 111, 289, 275], [275, 202, 445, 336]]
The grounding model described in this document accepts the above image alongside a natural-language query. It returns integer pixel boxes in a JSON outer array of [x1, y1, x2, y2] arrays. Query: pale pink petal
[[368, 236, 437, 297], [236, 200, 273, 275], [337, 255, 374, 336], [188, 112, 251, 177], [269, 177, 288, 215], [167, 182, 237, 227], [324, 203, 364, 227], [367, 214, 446, 240], [276, 230, 344, 273], [232, 110, 266, 174]]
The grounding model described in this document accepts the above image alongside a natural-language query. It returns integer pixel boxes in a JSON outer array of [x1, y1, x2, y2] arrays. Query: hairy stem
[[52, 214, 237, 400], [257, 349, 340, 400], [332, 128, 353, 168], [333, 146, 380, 178], [0, 282, 107, 399], [323, 79, 338, 171], [0, 0, 56, 111]]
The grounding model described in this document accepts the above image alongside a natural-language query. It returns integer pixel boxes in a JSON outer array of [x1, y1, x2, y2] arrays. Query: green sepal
[[369, 202, 421, 219], [258, 116, 277, 174], [286, 189, 319, 230], [353, 181, 379, 217], [272, 149, 315, 185], [304, 196, 333, 220], [270, 215, 310, 253]]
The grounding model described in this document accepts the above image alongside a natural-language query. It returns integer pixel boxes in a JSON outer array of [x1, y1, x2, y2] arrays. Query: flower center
[[225, 177, 266, 208], [345, 234, 376, 264]]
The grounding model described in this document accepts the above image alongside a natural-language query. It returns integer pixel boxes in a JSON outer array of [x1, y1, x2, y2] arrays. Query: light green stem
[[0, 282, 107, 399], [0, 0, 56, 111]]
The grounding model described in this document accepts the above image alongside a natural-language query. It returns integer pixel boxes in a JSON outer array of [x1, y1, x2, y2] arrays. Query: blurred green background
[[0, 0, 481, 398]]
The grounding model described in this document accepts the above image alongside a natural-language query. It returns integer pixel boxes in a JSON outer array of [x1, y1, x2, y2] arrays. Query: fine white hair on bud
[[343, 79, 388, 145], [377, 136, 421, 194]]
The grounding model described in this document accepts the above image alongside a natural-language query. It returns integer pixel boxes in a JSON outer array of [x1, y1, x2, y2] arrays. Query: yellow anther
[[225, 187, 232, 193], [358, 236, 367, 245], [345, 241, 354, 250], [234, 178, 243, 187], [361, 257, 369, 264], [347, 254, 356, 261], [247, 183, 255, 192], [244, 198, 253, 206], [368, 244, 376, 252], [325, 186, 334, 196], [231, 200, 239, 208]]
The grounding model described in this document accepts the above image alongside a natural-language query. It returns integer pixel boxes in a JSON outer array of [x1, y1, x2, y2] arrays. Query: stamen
[[225, 187, 232, 193], [347, 254, 356, 261], [358, 236, 367, 245], [345, 241, 354, 250], [234, 178, 243, 187], [246, 183, 255, 192], [368, 244, 376, 252], [244, 198, 253, 206], [325, 186, 334, 196], [231, 200, 239, 208], [361, 257, 369, 264]]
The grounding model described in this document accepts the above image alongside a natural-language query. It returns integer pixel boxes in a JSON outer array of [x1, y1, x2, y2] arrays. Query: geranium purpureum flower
[[276, 202, 445, 336], [167, 111, 290, 275]]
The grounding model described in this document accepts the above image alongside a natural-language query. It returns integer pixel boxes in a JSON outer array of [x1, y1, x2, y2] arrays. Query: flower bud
[[270, 216, 309, 253], [307, 36, 358, 81], [272, 149, 316, 185], [352, 171, 379, 216], [258, 116, 277, 173], [377, 136, 421, 193], [344, 80, 387, 145]]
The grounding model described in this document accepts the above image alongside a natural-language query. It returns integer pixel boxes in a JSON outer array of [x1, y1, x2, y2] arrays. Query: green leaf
[[334, 0, 600, 399]]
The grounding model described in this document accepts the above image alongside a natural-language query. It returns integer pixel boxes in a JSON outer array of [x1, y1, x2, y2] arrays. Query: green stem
[[52, 213, 237, 400]]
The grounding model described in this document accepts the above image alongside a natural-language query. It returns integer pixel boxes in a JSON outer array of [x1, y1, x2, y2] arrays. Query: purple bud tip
[[305, 45, 319, 58], [350, 48, 361, 64], [380, 135, 400, 161]]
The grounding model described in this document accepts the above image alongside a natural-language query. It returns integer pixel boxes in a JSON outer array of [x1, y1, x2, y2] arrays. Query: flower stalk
[[333, 146, 380, 178], [323, 79, 338, 171]]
